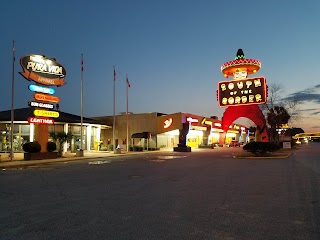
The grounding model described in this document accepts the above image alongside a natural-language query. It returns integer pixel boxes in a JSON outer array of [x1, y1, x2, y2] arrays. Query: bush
[[243, 142, 281, 155], [47, 141, 57, 152], [23, 141, 41, 153]]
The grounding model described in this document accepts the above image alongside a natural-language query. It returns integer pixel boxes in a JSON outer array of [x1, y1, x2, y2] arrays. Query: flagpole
[[126, 74, 129, 152], [10, 40, 15, 161], [113, 66, 116, 153], [80, 53, 84, 154]]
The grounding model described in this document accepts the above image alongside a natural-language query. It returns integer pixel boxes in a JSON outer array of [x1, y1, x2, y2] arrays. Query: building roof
[[0, 108, 108, 126]]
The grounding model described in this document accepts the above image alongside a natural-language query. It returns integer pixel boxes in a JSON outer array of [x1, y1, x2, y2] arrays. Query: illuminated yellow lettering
[[237, 81, 243, 89], [235, 96, 241, 104], [249, 95, 254, 102], [242, 96, 247, 103], [246, 81, 252, 88], [254, 79, 261, 87], [228, 83, 234, 90], [222, 98, 228, 105], [228, 97, 234, 104], [221, 84, 226, 91], [255, 94, 262, 102]]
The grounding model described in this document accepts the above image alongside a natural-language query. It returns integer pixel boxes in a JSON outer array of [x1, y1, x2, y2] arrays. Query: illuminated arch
[[221, 105, 269, 142]]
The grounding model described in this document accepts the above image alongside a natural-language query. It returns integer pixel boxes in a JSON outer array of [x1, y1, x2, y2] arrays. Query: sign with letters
[[217, 76, 267, 107]]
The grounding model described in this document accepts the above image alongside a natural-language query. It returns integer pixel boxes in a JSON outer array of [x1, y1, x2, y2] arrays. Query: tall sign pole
[[80, 54, 84, 153], [10, 41, 15, 160], [113, 66, 116, 152], [126, 74, 130, 152]]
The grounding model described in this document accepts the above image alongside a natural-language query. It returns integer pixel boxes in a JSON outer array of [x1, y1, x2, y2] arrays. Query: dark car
[[227, 140, 241, 147]]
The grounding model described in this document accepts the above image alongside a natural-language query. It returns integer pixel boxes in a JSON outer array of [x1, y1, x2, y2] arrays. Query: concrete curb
[[0, 150, 166, 169], [233, 153, 292, 159]]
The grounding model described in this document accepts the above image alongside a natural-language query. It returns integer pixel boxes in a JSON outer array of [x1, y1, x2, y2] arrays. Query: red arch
[[221, 105, 269, 142]]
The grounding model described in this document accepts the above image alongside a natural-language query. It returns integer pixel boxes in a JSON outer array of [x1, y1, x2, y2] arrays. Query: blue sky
[[1, 0, 320, 132]]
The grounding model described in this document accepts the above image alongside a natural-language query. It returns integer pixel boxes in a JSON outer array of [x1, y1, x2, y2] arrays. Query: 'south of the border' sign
[[19, 54, 67, 86]]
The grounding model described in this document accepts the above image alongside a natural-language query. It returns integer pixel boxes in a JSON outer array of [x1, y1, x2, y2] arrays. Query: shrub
[[47, 141, 57, 152], [243, 142, 281, 155], [23, 141, 41, 153]]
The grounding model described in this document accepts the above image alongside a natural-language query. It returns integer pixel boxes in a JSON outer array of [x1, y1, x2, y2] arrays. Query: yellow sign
[[34, 109, 59, 118]]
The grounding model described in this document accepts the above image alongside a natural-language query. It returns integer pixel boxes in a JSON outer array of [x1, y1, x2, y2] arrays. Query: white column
[[30, 123, 34, 142], [87, 125, 91, 152], [63, 123, 68, 154], [96, 126, 101, 151]]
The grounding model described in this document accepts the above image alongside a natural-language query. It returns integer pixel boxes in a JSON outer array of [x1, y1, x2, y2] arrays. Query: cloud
[[282, 84, 320, 104], [311, 126, 320, 128], [311, 111, 320, 115]]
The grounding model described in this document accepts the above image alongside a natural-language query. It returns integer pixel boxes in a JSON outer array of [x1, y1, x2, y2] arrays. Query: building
[[94, 112, 248, 150], [0, 108, 111, 154]]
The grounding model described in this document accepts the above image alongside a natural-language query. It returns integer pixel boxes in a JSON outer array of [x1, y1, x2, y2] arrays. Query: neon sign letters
[[28, 117, 54, 125], [19, 54, 67, 86], [217, 77, 267, 107], [164, 118, 173, 129], [186, 117, 199, 123], [28, 84, 55, 95], [34, 109, 59, 118]]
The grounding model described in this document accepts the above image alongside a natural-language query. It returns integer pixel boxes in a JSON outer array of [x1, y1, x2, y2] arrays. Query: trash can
[[76, 149, 84, 157]]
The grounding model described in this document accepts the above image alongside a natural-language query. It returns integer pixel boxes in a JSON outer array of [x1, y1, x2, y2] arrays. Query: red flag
[[126, 75, 130, 88], [114, 67, 116, 81], [81, 54, 84, 72]]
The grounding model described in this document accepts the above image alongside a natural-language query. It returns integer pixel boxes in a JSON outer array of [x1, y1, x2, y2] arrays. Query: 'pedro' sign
[[20, 54, 67, 86]]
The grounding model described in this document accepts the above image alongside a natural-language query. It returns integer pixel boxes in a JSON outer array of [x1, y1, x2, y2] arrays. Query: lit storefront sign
[[214, 123, 222, 127], [28, 117, 54, 124], [34, 109, 59, 118], [201, 118, 212, 125], [164, 118, 173, 129], [218, 76, 267, 107], [19, 54, 67, 86], [28, 84, 55, 95], [34, 93, 60, 103], [190, 126, 207, 131], [28, 101, 54, 109], [186, 117, 199, 123]]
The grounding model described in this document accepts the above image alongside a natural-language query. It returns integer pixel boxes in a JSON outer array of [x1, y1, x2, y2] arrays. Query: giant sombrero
[[221, 49, 261, 78]]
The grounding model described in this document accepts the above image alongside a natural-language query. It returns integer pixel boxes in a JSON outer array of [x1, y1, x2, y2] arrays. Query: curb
[[233, 153, 292, 159]]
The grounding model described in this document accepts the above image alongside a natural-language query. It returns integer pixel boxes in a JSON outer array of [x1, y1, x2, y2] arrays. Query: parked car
[[227, 140, 241, 147]]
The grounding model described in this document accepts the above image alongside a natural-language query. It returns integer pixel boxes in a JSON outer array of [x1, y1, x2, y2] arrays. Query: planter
[[24, 152, 59, 160]]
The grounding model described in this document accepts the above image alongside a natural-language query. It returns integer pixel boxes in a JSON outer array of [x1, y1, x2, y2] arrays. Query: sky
[[1, 0, 320, 132]]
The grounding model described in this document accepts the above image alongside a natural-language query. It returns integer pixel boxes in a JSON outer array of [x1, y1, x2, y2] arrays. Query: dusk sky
[[1, 0, 320, 132]]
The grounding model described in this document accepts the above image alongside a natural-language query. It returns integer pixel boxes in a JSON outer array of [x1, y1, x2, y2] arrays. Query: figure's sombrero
[[221, 49, 261, 78]]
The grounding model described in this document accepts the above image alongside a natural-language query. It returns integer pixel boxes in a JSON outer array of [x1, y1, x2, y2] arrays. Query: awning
[[131, 132, 150, 138]]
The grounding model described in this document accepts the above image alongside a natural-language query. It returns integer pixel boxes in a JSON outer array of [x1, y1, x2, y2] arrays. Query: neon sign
[[34, 93, 60, 103], [28, 84, 55, 95], [19, 54, 67, 86], [218, 76, 267, 107], [28, 117, 54, 125], [164, 118, 173, 129], [186, 117, 199, 123], [34, 109, 59, 118], [28, 101, 54, 109]]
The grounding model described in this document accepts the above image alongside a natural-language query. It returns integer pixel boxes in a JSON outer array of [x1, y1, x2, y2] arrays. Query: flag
[[81, 54, 84, 72], [126, 74, 130, 88], [114, 67, 116, 81]]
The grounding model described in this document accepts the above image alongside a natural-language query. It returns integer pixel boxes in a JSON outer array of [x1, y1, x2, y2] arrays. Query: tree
[[267, 106, 291, 142], [261, 83, 302, 142], [49, 131, 73, 157]]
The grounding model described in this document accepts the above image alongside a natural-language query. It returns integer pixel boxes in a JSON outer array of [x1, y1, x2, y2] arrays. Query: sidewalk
[[0, 150, 147, 169]]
